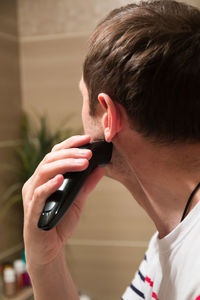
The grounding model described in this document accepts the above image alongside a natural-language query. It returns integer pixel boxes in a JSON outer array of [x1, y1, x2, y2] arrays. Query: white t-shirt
[[122, 201, 200, 300]]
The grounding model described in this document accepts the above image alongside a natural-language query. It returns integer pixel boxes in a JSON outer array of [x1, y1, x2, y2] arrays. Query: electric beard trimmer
[[38, 140, 113, 230]]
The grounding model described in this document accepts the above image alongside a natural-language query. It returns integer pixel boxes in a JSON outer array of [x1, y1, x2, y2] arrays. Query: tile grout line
[[0, 242, 23, 262], [0, 32, 18, 42], [0, 139, 21, 148], [19, 31, 89, 42], [68, 239, 149, 248]]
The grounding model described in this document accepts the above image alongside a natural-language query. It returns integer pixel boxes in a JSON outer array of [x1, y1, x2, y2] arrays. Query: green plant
[[1, 112, 79, 219]]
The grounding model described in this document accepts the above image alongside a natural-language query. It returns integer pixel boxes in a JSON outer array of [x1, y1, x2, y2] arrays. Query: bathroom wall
[[0, 0, 23, 258], [16, 0, 200, 299], [179, 0, 200, 7]]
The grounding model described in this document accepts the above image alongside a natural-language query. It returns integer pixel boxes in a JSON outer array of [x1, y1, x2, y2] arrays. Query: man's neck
[[111, 131, 200, 239], [132, 170, 200, 238]]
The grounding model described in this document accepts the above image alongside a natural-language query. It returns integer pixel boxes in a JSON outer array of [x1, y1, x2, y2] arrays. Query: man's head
[[83, 0, 200, 144]]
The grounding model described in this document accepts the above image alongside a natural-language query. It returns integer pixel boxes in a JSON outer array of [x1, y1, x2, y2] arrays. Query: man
[[22, 0, 200, 299]]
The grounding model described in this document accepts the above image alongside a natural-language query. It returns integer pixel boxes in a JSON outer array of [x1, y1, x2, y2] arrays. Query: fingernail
[[79, 149, 92, 156], [75, 159, 87, 164]]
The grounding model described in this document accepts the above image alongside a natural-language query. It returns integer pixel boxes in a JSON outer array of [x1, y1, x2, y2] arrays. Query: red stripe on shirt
[[152, 291, 158, 299], [145, 276, 153, 287], [145, 276, 159, 300]]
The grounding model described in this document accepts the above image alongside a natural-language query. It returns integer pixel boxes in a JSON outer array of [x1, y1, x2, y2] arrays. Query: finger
[[35, 158, 90, 185], [42, 148, 92, 164], [24, 149, 92, 204], [52, 135, 91, 152]]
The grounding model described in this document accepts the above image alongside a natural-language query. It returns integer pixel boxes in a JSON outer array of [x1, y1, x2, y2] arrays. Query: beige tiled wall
[[178, 0, 200, 7], [18, 0, 133, 37], [0, 0, 23, 257], [20, 35, 88, 129]]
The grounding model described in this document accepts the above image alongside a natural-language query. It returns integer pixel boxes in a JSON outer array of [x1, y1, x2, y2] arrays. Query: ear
[[98, 93, 121, 142]]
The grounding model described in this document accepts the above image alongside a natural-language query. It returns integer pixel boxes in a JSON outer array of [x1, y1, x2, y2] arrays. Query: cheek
[[81, 100, 91, 134], [81, 102, 87, 126], [81, 100, 104, 138], [81, 105, 84, 123]]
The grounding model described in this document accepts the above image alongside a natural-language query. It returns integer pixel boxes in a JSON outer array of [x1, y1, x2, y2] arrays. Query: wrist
[[26, 247, 66, 276], [26, 247, 79, 300]]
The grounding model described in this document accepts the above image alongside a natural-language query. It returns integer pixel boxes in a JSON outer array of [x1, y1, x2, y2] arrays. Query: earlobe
[[98, 93, 121, 142]]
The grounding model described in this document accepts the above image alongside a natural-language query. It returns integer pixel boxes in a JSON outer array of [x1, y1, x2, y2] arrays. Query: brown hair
[[83, 0, 200, 143]]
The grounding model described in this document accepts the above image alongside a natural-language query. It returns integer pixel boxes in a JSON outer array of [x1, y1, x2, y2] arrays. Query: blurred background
[[0, 0, 199, 299]]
